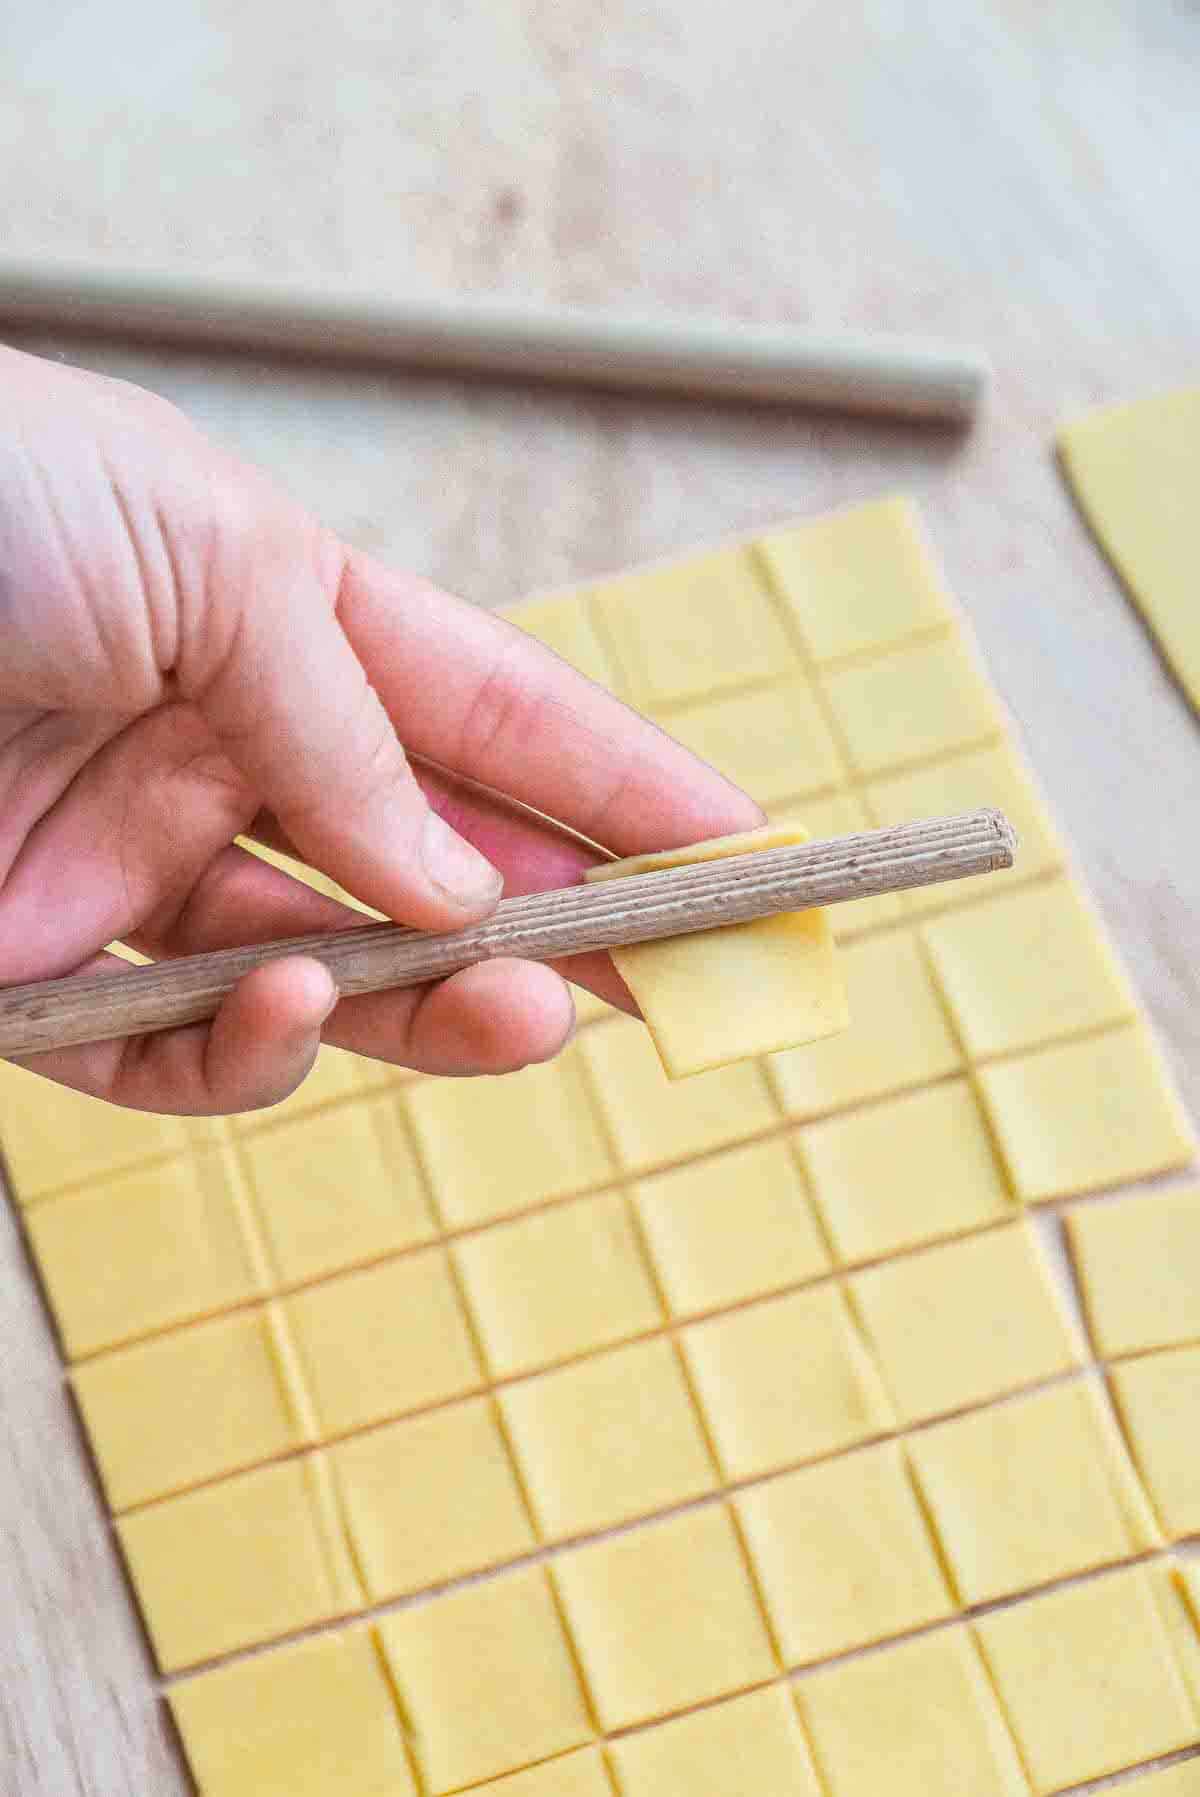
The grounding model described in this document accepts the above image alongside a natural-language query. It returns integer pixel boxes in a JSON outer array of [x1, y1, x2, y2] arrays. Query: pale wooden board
[[1, 2, 1198, 1791]]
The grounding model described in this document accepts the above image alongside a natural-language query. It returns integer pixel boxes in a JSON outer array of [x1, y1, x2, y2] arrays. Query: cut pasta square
[[973, 1563, 1200, 1793], [1066, 1182, 1200, 1357], [118, 1454, 362, 1670], [377, 1566, 593, 1794], [736, 1441, 954, 1665], [608, 1685, 823, 1797], [499, 1336, 716, 1540], [906, 1380, 1159, 1606], [477, 1751, 617, 1797], [1110, 1345, 1200, 1539], [509, 589, 624, 691], [799, 1077, 1015, 1266], [849, 1222, 1079, 1425], [0, 1058, 188, 1202], [283, 1248, 481, 1437], [977, 1023, 1195, 1202], [633, 1137, 831, 1318], [653, 676, 844, 806], [551, 1505, 777, 1731], [821, 633, 1002, 778], [453, 1189, 663, 1379], [681, 1284, 894, 1481], [332, 1396, 534, 1600]]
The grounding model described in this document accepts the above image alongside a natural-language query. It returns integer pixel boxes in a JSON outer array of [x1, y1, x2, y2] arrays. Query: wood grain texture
[[0, 3, 1198, 1792]]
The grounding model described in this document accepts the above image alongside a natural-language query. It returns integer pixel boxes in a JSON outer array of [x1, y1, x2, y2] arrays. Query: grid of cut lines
[[1, 495, 1198, 1797]]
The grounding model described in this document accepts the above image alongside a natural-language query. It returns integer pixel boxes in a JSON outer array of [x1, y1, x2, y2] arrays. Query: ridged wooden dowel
[[0, 257, 989, 422], [0, 809, 1014, 1057]]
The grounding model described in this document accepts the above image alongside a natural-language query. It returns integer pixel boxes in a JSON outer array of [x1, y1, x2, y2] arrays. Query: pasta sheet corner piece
[[585, 827, 847, 1079]]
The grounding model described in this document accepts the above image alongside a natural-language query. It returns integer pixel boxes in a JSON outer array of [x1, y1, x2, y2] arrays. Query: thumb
[[191, 521, 502, 931]]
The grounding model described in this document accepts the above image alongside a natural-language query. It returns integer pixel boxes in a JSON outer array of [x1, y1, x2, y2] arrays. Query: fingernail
[[422, 810, 502, 908]]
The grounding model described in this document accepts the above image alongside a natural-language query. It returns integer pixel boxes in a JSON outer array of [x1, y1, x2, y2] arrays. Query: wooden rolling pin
[[0, 810, 1014, 1058], [0, 257, 989, 423]]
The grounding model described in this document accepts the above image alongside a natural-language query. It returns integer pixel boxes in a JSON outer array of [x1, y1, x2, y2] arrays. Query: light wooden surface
[[0, 3, 1197, 1791]]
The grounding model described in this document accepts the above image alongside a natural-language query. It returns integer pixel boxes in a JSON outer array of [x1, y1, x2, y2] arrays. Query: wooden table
[[1, 3, 1198, 1789]]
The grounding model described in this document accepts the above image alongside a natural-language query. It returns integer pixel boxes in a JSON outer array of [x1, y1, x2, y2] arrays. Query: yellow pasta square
[[633, 1137, 831, 1318], [796, 1627, 1030, 1797], [849, 1222, 1079, 1425], [681, 1284, 894, 1480], [587, 830, 846, 1080], [863, 740, 1064, 916], [332, 1396, 533, 1600], [579, 1014, 779, 1171], [973, 1564, 1200, 1793], [477, 1750, 616, 1797], [821, 633, 1002, 778], [922, 878, 1135, 1060], [1110, 1346, 1200, 1539], [25, 1145, 265, 1358], [772, 788, 905, 937], [118, 1454, 362, 1670], [799, 1077, 1015, 1266], [169, 1627, 416, 1797], [0, 1059, 187, 1201], [756, 496, 953, 665], [453, 1189, 663, 1378], [907, 1380, 1159, 1606], [654, 676, 844, 806], [609, 1685, 823, 1797], [977, 1023, 1195, 1202], [736, 1441, 953, 1666], [404, 1044, 613, 1226], [499, 1336, 716, 1540], [552, 1506, 777, 1730], [241, 1096, 436, 1287], [509, 590, 624, 691], [768, 927, 960, 1120], [378, 1566, 593, 1794], [71, 1304, 312, 1511], [284, 1248, 481, 1436], [589, 544, 799, 708], [1066, 1182, 1200, 1357]]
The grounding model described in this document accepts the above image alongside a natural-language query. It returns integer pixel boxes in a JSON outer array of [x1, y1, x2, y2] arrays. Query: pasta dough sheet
[[1058, 385, 1200, 711], [2, 491, 1196, 1797]]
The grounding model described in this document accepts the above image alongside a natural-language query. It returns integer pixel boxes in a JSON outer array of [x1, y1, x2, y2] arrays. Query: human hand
[[0, 345, 762, 1114]]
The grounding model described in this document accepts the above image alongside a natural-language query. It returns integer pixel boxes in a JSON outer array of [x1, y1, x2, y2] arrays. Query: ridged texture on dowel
[[0, 258, 988, 421], [0, 810, 1013, 1058]]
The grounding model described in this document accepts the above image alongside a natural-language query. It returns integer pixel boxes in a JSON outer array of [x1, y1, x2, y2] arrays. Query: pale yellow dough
[[796, 1627, 1030, 1797], [578, 1013, 778, 1169], [509, 589, 624, 691], [377, 1566, 592, 1794], [906, 1379, 1160, 1606], [118, 1453, 362, 1671], [652, 676, 844, 807], [26, 1144, 265, 1358], [681, 1283, 894, 1480], [821, 632, 1002, 778], [283, 1247, 481, 1436], [332, 1395, 533, 1600], [768, 926, 960, 1120], [756, 495, 953, 665], [1110, 1345, 1200, 1539], [240, 1095, 436, 1287], [168, 1627, 416, 1797], [452, 1188, 663, 1378], [0, 1057, 189, 1201], [71, 1303, 313, 1511], [922, 876, 1135, 1060], [973, 1563, 1200, 1793], [799, 1076, 1015, 1265], [1058, 386, 1200, 709], [586, 544, 800, 708], [1065, 1182, 1200, 1357], [849, 1222, 1079, 1425], [736, 1440, 953, 1665], [499, 1335, 716, 1540], [977, 1022, 1195, 1202], [609, 1685, 822, 1797], [472, 1749, 616, 1797], [633, 1136, 831, 1317], [551, 1505, 777, 1731], [403, 1043, 613, 1225], [586, 827, 846, 1079]]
